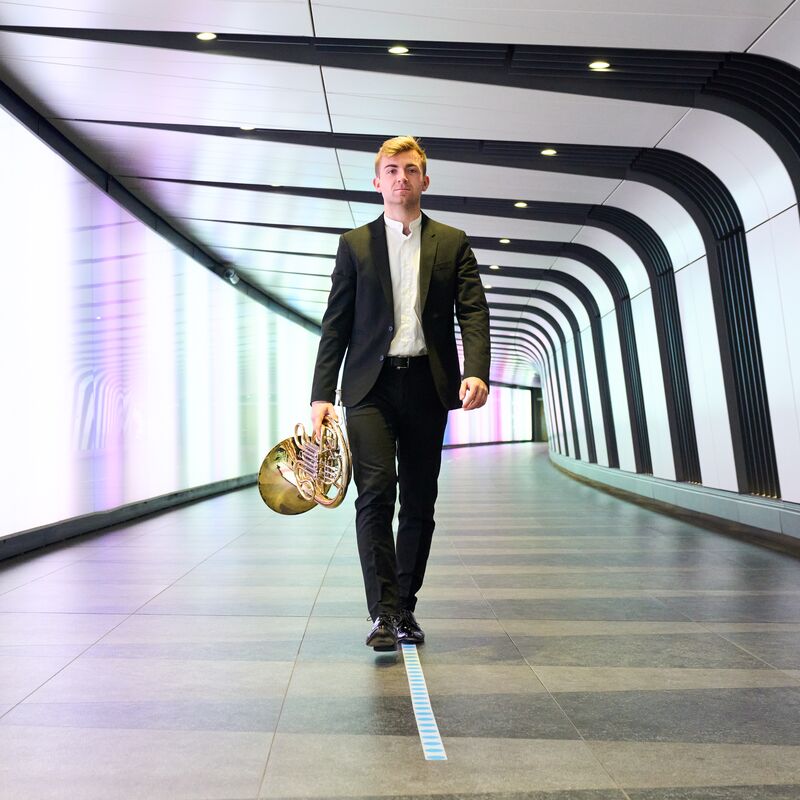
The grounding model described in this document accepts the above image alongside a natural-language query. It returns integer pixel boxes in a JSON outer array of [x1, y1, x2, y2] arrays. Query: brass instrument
[[258, 417, 352, 515]]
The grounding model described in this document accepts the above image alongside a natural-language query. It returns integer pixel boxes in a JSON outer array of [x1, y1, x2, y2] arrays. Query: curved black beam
[[495, 332, 563, 452], [476, 242, 650, 474], [484, 282, 617, 467], [493, 297, 597, 463], [494, 316, 580, 459]]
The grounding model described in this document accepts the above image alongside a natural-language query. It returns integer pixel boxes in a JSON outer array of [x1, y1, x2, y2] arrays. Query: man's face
[[373, 150, 430, 213]]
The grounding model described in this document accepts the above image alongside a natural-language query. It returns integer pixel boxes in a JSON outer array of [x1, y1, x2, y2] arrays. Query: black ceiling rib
[[494, 296, 596, 463], [480, 276, 617, 468], [495, 309, 582, 460], [474, 240, 650, 474], [498, 309, 580, 460], [493, 331, 562, 447]]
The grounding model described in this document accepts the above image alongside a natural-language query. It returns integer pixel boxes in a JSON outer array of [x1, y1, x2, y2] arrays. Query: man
[[311, 136, 490, 651]]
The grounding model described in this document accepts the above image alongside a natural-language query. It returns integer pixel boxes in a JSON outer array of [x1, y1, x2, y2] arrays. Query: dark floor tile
[[511, 633, 771, 669], [717, 631, 800, 669], [430, 692, 580, 739], [277, 693, 417, 736], [658, 595, 800, 623], [488, 597, 688, 621], [556, 687, 800, 745], [271, 792, 627, 800], [473, 570, 800, 592], [627, 787, 800, 800]]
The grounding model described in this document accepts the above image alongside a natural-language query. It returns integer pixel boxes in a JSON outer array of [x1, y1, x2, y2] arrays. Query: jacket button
[[379, 355, 384, 362], [388, 325, 393, 332]]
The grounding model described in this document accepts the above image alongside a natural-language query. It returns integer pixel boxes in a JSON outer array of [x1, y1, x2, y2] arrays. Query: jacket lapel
[[368, 215, 393, 310], [419, 213, 439, 311]]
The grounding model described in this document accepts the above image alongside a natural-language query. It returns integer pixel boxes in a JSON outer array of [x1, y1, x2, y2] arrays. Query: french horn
[[258, 417, 352, 515]]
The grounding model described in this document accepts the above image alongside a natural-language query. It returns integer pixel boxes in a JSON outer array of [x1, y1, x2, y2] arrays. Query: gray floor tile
[[557, 687, 800, 744], [658, 595, 800, 623], [511, 633, 773, 669], [0, 725, 273, 800], [627, 786, 800, 799], [260, 734, 619, 797], [713, 631, 800, 668], [488, 597, 688, 621]]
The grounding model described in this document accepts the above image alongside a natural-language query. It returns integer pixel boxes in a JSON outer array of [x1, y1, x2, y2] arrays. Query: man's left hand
[[459, 377, 489, 410]]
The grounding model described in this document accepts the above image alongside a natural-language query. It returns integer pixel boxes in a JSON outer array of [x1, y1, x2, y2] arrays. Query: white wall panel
[[572, 226, 651, 297], [566, 338, 589, 462], [746, 206, 800, 503], [631, 290, 675, 480], [0, 0, 314, 33], [581, 327, 608, 466], [314, 0, 786, 51], [604, 181, 706, 269], [674, 258, 738, 491], [750, 2, 800, 69], [658, 109, 796, 230], [323, 69, 689, 147], [601, 313, 636, 472], [0, 34, 330, 130]]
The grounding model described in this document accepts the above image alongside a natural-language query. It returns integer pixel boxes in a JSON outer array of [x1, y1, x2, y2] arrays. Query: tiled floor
[[1, 443, 800, 799]]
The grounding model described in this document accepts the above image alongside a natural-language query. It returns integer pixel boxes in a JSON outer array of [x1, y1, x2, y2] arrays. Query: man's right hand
[[311, 401, 338, 442]]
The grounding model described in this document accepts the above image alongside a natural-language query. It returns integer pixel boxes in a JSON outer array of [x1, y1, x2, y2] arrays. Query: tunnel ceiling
[[1, 0, 799, 395]]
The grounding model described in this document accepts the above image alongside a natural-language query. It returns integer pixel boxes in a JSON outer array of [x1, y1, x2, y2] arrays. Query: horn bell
[[258, 437, 316, 515], [258, 419, 352, 515]]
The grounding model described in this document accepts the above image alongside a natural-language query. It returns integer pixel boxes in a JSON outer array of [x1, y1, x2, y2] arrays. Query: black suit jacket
[[311, 213, 490, 410]]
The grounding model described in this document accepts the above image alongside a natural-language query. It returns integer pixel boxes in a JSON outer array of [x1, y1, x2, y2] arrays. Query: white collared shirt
[[384, 213, 427, 356]]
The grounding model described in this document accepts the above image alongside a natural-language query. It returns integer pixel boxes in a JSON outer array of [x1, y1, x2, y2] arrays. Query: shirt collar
[[384, 213, 422, 235]]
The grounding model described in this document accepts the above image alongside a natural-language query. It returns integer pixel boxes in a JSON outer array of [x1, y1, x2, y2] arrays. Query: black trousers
[[345, 357, 449, 619]]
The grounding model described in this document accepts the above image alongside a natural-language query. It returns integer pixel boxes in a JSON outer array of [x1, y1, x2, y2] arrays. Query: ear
[[373, 176, 381, 192], [421, 175, 430, 192]]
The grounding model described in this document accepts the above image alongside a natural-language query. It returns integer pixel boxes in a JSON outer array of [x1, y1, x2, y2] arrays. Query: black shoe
[[366, 615, 398, 651], [396, 609, 425, 645]]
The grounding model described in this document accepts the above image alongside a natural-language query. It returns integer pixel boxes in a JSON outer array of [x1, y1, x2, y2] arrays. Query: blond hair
[[374, 135, 427, 176]]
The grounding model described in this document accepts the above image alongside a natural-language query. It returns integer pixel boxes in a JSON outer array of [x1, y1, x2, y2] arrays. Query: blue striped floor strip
[[401, 643, 447, 761]]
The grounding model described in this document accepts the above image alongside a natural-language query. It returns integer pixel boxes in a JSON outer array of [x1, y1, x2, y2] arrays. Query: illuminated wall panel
[[443, 385, 532, 446], [0, 106, 318, 538]]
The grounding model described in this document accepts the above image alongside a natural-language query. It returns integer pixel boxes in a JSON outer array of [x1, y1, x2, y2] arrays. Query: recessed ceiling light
[[514, 201, 528, 208], [499, 238, 511, 244], [484, 284, 493, 289], [589, 60, 610, 71], [196, 32, 217, 41], [239, 125, 256, 131], [540, 148, 557, 156], [489, 264, 500, 270], [388, 45, 409, 55], [270, 183, 282, 188]]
